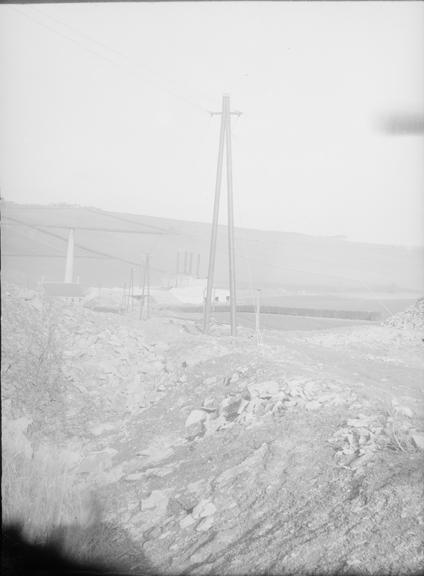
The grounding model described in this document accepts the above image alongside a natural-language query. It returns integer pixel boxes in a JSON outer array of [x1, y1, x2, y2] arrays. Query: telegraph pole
[[129, 267, 134, 312], [140, 259, 146, 320], [203, 93, 241, 336], [64, 228, 75, 283], [145, 253, 151, 319], [255, 289, 261, 334], [225, 96, 237, 336], [203, 96, 226, 333]]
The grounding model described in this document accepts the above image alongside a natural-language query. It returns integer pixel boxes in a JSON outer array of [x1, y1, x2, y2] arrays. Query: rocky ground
[[2, 284, 424, 575]]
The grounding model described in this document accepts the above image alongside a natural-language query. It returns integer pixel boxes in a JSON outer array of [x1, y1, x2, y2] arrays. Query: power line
[[82, 207, 176, 235], [3, 253, 108, 260], [4, 203, 176, 235], [2, 215, 169, 273], [2, 221, 168, 235], [9, 5, 212, 117]]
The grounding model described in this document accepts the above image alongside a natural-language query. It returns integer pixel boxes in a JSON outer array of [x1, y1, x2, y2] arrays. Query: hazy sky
[[0, 1, 423, 246]]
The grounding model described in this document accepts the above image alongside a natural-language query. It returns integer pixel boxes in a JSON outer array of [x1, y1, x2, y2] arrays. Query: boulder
[[220, 396, 242, 421], [179, 514, 196, 529], [411, 431, 424, 450], [196, 516, 215, 532], [185, 410, 207, 440], [192, 499, 216, 520], [248, 380, 280, 399], [202, 396, 219, 413]]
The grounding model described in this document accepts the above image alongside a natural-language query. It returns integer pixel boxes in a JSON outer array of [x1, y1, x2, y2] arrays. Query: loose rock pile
[[385, 297, 424, 331]]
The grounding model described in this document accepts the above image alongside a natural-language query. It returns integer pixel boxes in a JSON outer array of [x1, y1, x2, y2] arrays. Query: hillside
[[2, 284, 424, 575], [2, 201, 423, 294]]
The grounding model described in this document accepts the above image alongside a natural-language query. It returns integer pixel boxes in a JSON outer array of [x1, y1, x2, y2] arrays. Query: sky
[[0, 1, 423, 247]]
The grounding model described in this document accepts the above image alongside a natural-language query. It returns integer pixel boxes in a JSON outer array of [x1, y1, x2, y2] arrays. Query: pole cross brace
[[209, 111, 242, 117]]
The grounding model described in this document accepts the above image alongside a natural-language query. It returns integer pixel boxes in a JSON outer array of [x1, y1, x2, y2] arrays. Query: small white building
[[170, 278, 230, 305]]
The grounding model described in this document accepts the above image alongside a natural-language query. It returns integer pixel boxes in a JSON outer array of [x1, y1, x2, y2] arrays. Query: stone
[[220, 396, 242, 421], [142, 490, 168, 510], [143, 526, 162, 541], [394, 405, 414, 418], [248, 380, 280, 399], [89, 422, 117, 436], [192, 499, 216, 520], [185, 410, 207, 439], [179, 514, 196, 529], [230, 373, 240, 384], [138, 442, 174, 464], [271, 400, 284, 415], [411, 432, 424, 450], [125, 472, 145, 481], [240, 387, 251, 401], [140, 490, 169, 528], [255, 403, 266, 418], [204, 376, 217, 386], [167, 497, 185, 516], [202, 397, 219, 413], [237, 399, 250, 415], [305, 400, 322, 411], [185, 409, 207, 427], [176, 492, 198, 513], [196, 516, 214, 532]]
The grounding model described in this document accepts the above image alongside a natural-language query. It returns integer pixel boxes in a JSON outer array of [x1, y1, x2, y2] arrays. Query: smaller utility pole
[[129, 268, 134, 311], [176, 251, 180, 287], [64, 228, 75, 283], [255, 289, 261, 334], [122, 282, 127, 311], [188, 252, 193, 276], [139, 261, 146, 320], [145, 253, 151, 319]]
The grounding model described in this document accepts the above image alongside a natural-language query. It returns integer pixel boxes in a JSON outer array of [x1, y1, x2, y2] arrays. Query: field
[[169, 310, 373, 332]]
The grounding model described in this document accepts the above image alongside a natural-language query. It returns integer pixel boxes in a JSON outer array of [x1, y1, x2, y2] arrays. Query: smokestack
[[188, 252, 193, 276], [196, 254, 200, 278]]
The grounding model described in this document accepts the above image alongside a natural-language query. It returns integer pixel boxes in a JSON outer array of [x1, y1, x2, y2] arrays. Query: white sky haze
[[0, 1, 423, 246]]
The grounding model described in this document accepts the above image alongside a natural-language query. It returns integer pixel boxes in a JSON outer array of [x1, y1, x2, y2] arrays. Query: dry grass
[[2, 439, 92, 544], [2, 443, 151, 573]]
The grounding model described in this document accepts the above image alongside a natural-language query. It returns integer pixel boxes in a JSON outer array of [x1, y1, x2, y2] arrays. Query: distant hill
[[1, 201, 423, 293]]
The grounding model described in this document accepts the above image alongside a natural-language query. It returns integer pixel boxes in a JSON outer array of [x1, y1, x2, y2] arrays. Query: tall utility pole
[[226, 99, 237, 335], [64, 228, 75, 283], [203, 93, 241, 336], [145, 253, 151, 319]]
